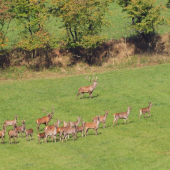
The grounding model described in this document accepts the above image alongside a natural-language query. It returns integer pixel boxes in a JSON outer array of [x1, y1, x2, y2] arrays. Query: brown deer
[[8, 123, 18, 144], [36, 107, 54, 132], [113, 106, 132, 126], [45, 119, 62, 140], [16, 120, 25, 138], [139, 102, 153, 119], [76, 120, 85, 137], [92, 111, 109, 128], [25, 129, 33, 141], [59, 121, 72, 140], [44, 122, 58, 143], [62, 125, 77, 143], [37, 132, 45, 144], [63, 120, 70, 127], [0, 124, 7, 144], [69, 117, 82, 127], [76, 75, 98, 99], [84, 116, 100, 136], [4, 115, 18, 127]]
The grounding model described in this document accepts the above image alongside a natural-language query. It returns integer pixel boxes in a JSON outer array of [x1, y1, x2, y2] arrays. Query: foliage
[[117, 0, 166, 43], [0, 0, 14, 52], [11, 0, 54, 56], [51, 0, 113, 52]]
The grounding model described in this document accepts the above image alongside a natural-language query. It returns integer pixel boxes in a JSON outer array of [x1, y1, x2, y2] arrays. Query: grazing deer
[[37, 132, 45, 144], [36, 107, 54, 132], [0, 124, 7, 144], [113, 106, 132, 126], [92, 111, 109, 128], [25, 129, 33, 141], [62, 125, 77, 143], [16, 120, 25, 138], [4, 115, 18, 127], [76, 75, 98, 99], [76, 120, 85, 137], [139, 102, 153, 119], [45, 122, 58, 143], [84, 116, 100, 136], [8, 123, 18, 144]]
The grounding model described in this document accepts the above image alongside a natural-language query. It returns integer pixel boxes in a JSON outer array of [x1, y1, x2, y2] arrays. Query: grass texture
[[0, 64, 170, 169]]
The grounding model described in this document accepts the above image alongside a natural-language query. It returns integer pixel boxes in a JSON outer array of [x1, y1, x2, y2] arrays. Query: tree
[[117, 0, 165, 44], [11, 0, 54, 58], [51, 0, 113, 56], [0, 0, 14, 52]]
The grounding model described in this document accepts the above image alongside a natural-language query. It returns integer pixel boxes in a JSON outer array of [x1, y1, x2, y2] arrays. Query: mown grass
[[1, 64, 170, 169]]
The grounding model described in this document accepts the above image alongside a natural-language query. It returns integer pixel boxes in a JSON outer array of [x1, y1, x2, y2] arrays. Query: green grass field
[[1, 64, 170, 169]]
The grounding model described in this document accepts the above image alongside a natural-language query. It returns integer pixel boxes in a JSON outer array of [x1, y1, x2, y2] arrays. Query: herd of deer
[[0, 76, 153, 144]]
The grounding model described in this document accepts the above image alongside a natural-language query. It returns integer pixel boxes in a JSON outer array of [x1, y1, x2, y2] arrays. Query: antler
[[51, 106, 54, 114], [85, 76, 92, 82], [92, 75, 98, 82], [43, 108, 47, 114], [85, 75, 98, 82]]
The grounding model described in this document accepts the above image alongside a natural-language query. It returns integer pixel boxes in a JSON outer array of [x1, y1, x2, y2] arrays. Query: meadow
[[0, 64, 170, 169]]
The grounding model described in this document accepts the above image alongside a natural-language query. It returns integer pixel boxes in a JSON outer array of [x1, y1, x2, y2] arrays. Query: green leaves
[[51, 0, 112, 51]]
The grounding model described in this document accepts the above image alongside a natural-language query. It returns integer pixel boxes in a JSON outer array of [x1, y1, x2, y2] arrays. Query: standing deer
[[84, 116, 100, 136], [8, 123, 18, 144], [36, 107, 54, 132], [92, 111, 109, 128], [37, 132, 45, 144], [76, 75, 98, 99], [62, 125, 77, 143], [69, 117, 82, 127], [139, 102, 153, 119], [63, 120, 70, 128], [76, 120, 85, 137], [45, 119, 62, 140], [0, 124, 7, 144], [45, 122, 58, 143], [25, 129, 33, 141], [4, 115, 18, 127], [113, 106, 132, 126], [16, 120, 25, 138]]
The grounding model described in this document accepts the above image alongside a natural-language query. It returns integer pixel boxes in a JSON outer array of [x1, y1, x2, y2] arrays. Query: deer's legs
[[81, 93, 84, 99], [148, 112, 151, 117]]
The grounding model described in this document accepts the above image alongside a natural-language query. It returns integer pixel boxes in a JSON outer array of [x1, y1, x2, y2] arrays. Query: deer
[[25, 128, 33, 141], [0, 124, 7, 144], [113, 106, 132, 126], [16, 120, 25, 138], [84, 116, 100, 136], [44, 122, 58, 143], [8, 123, 18, 144], [69, 117, 82, 127], [76, 120, 85, 137], [92, 111, 109, 128], [59, 121, 72, 140], [139, 102, 153, 119], [4, 115, 18, 127], [37, 132, 45, 144], [76, 75, 98, 99], [45, 119, 62, 140], [63, 120, 70, 128], [62, 125, 77, 143], [36, 107, 54, 132]]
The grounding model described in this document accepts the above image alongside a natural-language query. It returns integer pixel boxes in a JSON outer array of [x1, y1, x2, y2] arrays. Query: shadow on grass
[[79, 94, 99, 100]]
